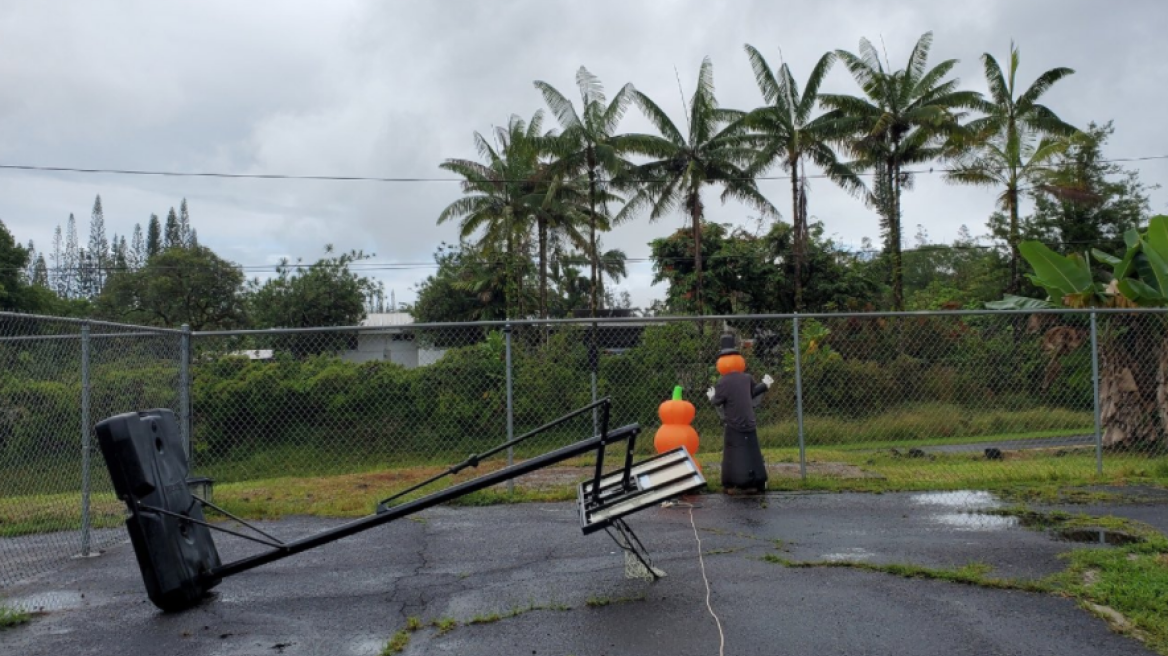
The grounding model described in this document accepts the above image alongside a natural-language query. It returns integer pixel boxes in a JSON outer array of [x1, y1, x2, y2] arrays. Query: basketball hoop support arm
[[208, 400, 639, 582]]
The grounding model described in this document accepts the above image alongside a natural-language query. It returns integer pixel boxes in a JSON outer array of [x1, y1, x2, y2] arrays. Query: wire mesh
[[3, 309, 1167, 593], [0, 313, 181, 591]]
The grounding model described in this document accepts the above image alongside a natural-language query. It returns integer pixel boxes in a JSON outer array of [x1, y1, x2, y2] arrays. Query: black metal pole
[[209, 423, 641, 581], [377, 398, 614, 508]]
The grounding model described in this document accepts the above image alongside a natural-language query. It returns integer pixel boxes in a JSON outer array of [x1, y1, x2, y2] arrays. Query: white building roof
[[361, 312, 415, 327]]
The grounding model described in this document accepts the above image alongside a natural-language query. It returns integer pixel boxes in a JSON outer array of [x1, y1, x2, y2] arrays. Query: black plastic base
[[96, 409, 221, 611]]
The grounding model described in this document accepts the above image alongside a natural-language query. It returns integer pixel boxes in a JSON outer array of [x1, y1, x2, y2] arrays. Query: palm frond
[[602, 83, 636, 133], [534, 80, 582, 130], [798, 51, 837, 122], [575, 66, 606, 107], [905, 31, 935, 85], [981, 52, 1011, 107], [1017, 67, 1075, 109], [632, 90, 686, 146], [744, 44, 780, 103]]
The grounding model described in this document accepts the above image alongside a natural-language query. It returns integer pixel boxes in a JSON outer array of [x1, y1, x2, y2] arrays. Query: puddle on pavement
[[6, 590, 87, 613], [821, 548, 874, 562], [910, 491, 1001, 509], [1054, 529, 1143, 546], [933, 513, 1019, 531]]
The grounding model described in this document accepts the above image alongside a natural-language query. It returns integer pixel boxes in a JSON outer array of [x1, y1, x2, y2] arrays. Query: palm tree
[[822, 32, 981, 310], [620, 57, 777, 315], [438, 113, 545, 318], [737, 45, 862, 311], [946, 43, 1076, 293], [534, 67, 646, 317], [561, 239, 628, 311]]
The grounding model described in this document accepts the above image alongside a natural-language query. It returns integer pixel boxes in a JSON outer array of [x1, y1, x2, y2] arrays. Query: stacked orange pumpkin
[[654, 385, 700, 469]]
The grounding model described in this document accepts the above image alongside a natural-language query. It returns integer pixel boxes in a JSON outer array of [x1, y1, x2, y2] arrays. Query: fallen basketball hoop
[[96, 398, 705, 611]]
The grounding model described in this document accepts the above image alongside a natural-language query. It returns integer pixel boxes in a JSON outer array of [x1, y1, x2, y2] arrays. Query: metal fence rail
[[2, 308, 1166, 592]]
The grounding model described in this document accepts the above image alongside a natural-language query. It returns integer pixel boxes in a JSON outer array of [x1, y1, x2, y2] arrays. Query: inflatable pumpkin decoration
[[654, 385, 700, 464]]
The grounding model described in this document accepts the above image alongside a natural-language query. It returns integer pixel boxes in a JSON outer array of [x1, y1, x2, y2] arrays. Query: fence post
[[1090, 311, 1103, 475], [793, 315, 806, 481], [80, 321, 92, 557], [180, 324, 192, 466], [590, 322, 599, 438], [504, 322, 515, 494]]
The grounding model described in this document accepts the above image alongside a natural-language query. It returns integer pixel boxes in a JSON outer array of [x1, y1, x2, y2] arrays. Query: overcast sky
[[1, 0, 1166, 309]]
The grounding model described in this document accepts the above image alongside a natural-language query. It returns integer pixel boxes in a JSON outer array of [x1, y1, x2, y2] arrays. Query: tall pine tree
[[146, 214, 162, 260], [130, 223, 145, 270], [164, 208, 181, 250], [25, 240, 37, 284], [32, 253, 49, 288], [178, 199, 192, 247], [64, 213, 80, 299], [87, 195, 109, 296], [51, 225, 64, 297]]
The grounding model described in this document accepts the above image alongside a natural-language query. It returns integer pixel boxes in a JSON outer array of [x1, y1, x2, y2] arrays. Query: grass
[[755, 404, 1094, 450], [3, 442, 1162, 531], [0, 404, 1163, 534], [584, 592, 646, 608], [765, 557, 1051, 592], [0, 604, 30, 630], [380, 630, 411, 655], [0, 490, 123, 538]]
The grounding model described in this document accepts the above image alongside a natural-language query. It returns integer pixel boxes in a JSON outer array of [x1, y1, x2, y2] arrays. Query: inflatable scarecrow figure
[[706, 333, 773, 494]]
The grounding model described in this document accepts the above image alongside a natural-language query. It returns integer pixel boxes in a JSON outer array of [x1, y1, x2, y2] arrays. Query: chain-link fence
[[187, 310, 1167, 488], [0, 312, 182, 591], [4, 309, 1167, 591]]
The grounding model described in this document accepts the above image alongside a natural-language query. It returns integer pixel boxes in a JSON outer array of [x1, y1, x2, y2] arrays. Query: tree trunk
[[538, 216, 548, 320], [1098, 317, 1165, 449], [889, 158, 904, 312], [1008, 185, 1021, 295], [692, 192, 704, 316], [586, 150, 599, 319], [791, 159, 804, 313]]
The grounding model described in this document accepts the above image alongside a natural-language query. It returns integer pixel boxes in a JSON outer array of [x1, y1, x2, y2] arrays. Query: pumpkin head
[[716, 354, 747, 375], [658, 388, 696, 425], [654, 385, 700, 460]]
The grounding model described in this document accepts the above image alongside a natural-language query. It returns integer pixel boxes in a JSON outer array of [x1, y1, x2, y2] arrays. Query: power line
[[1, 155, 1166, 184], [0, 240, 1118, 274]]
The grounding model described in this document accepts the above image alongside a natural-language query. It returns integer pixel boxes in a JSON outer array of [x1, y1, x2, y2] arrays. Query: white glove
[[706, 387, 715, 401], [762, 374, 774, 387]]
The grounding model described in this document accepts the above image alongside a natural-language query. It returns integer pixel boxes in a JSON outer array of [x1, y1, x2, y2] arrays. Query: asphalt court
[[2, 489, 1164, 656]]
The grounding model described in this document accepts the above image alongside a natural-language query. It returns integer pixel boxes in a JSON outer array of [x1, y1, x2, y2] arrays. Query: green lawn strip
[[755, 405, 1093, 449], [174, 448, 1168, 522], [0, 604, 31, 630], [763, 556, 1049, 592], [0, 491, 123, 538], [814, 428, 1095, 452]]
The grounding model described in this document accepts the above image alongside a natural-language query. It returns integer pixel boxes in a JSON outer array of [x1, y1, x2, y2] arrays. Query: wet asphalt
[[1, 489, 1164, 656]]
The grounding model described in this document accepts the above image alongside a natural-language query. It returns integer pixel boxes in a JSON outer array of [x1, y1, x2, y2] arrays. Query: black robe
[[711, 371, 769, 491]]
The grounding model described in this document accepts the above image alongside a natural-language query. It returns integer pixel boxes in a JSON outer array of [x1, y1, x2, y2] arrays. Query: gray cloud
[[1, 0, 1165, 308]]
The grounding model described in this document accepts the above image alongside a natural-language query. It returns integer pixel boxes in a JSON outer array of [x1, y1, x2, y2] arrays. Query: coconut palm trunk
[[888, 156, 905, 311], [538, 216, 549, 319], [1007, 184, 1021, 294], [791, 162, 804, 311], [689, 189, 704, 316]]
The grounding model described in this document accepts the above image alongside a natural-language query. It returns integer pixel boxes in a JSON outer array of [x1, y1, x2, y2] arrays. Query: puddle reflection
[[910, 491, 1001, 509], [933, 513, 1019, 531]]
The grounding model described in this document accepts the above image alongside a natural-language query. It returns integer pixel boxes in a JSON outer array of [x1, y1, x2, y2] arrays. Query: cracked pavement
[[2, 489, 1165, 655]]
